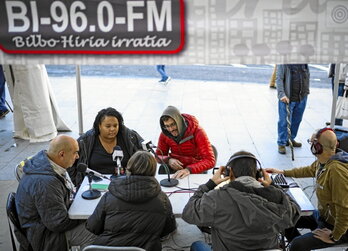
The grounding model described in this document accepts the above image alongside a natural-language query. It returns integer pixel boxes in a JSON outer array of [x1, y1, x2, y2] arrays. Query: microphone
[[112, 146, 123, 167], [142, 140, 156, 151], [112, 146, 125, 176], [144, 142, 178, 187], [77, 163, 110, 180]]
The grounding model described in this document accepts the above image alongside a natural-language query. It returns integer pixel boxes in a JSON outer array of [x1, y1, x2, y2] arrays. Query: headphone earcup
[[256, 169, 263, 180], [310, 143, 316, 154], [225, 166, 230, 177], [311, 141, 323, 155]]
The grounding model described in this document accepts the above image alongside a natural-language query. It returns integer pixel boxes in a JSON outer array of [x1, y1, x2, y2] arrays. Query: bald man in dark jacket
[[16, 135, 95, 251]]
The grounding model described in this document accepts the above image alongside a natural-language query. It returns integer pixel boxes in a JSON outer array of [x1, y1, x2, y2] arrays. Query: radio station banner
[[1, 0, 348, 64], [0, 0, 184, 54]]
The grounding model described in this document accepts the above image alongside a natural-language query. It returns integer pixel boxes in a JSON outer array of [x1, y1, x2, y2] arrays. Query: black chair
[[6, 192, 32, 251], [211, 144, 218, 165]]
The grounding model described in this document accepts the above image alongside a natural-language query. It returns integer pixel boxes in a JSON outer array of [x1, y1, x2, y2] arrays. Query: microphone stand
[[148, 148, 178, 187], [82, 172, 101, 200]]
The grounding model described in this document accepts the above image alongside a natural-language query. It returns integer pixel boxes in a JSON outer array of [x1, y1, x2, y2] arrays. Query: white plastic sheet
[[3, 65, 70, 142]]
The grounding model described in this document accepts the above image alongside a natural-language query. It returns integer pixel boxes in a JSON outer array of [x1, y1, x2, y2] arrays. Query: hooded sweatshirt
[[86, 175, 176, 251], [284, 150, 348, 240], [182, 178, 301, 250], [156, 106, 215, 173]]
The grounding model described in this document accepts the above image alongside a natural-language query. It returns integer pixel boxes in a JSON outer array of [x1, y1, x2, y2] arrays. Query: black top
[[89, 136, 131, 174], [68, 127, 144, 187], [290, 64, 306, 102]]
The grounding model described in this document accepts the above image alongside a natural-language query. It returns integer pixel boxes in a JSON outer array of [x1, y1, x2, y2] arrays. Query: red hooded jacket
[[156, 113, 215, 173]]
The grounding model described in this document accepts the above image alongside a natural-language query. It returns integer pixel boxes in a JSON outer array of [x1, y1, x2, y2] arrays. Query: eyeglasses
[[163, 122, 176, 130]]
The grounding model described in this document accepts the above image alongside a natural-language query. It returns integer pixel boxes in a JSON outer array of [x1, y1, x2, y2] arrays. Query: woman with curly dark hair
[[68, 107, 144, 186]]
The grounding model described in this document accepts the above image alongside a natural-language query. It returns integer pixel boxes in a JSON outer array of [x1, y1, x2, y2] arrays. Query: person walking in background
[[269, 64, 277, 89], [0, 65, 9, 118], [276, 64, 310, 154], [328, 63, 348, 126], [156, 65, 171, 84]]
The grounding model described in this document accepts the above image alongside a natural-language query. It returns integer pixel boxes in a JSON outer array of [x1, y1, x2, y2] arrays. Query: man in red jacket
[[156, 106, 215, 178]]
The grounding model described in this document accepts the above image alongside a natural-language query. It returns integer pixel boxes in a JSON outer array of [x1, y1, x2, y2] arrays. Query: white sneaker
[[164, 76, 171, 85]]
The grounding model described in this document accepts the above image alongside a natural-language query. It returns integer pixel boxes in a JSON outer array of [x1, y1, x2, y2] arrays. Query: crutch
[[5, 100, 13, 113], [286, 103, 294, 161]]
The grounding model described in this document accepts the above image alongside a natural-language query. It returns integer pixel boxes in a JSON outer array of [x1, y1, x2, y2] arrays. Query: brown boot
[[286, 140, 302, 147], [278, 146, 286, 154]]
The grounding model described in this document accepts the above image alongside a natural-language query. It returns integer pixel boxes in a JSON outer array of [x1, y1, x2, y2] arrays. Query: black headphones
[[226, 154, 263, 180], [310, 128, 337, 155]]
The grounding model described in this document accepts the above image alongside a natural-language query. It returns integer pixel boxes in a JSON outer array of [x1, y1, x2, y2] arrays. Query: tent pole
[[330, 64, 340, 129], [76, 65, 84, 135]]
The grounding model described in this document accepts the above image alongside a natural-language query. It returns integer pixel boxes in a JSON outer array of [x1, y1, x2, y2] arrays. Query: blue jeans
[[156, 65, 168, 81], [277, 96, 307, 146], [190, 241, 212, 251], [0, 65, 8, 113], [331, 77, 344, 126], [288, 211, 348, 251]]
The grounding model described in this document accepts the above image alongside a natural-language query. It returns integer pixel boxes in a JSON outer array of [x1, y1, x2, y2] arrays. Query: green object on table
[[91, 183, 109, 191]]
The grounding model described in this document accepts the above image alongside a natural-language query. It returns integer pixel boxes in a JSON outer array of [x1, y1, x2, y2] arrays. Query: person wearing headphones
[[266, 128, 348, 251], [182, 150, 300, 251]]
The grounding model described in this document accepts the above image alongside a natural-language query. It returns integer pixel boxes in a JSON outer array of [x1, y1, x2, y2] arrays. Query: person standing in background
[[156, 65, 171, 84], [276, 64, 310, 154], [0, 65, 9, 118], [269, 65, 277, 89]]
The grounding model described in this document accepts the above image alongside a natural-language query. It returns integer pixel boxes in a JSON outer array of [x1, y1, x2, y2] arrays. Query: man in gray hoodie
[[182, 150, 301, 251]]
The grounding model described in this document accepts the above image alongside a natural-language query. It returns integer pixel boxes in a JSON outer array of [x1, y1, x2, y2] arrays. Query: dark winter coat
[[276, 64, 310, 101], [182, 179, 301, 250], [15, 150, 81, 251], [68, 126, 143, 186], [86, 175, 176, 251]]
